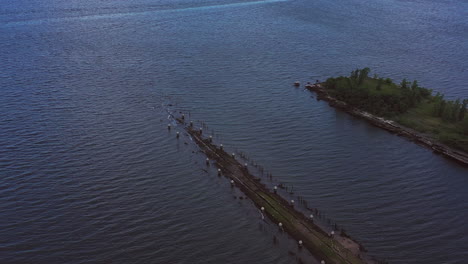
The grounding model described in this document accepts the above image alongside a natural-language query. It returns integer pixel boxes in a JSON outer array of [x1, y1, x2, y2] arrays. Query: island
[[304, 68, 468, 165]]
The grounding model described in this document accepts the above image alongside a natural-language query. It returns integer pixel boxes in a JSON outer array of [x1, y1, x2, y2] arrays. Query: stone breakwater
[[305, 84, 468, 166], [175, 116, 377, 264]]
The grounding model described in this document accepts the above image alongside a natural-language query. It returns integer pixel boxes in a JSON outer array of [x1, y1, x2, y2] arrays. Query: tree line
[[324, 68, 466, 126], [325, 68, 433, 117], [431, 93, 467, 122]]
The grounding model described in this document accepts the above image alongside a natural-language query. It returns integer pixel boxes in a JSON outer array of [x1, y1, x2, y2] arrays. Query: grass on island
[[324, 68, 468, 153]]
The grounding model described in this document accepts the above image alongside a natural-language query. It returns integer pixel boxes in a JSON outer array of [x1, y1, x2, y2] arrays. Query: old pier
[[175, 116, 372, 264]]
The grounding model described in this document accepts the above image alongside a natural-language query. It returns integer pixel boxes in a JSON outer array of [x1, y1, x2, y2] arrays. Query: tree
[[461, 117, 468, 135], [453, 99, 461, 121], [411, 80, 418, 91], [408, 80, 421, 104], [376, 78, 382, 91], [442, 101, 454, 121], [420, 87, 432, 98], [459, 99, 467, 121], [350, 69, 359, 80], [400, 78, 408, 90], [439, 100, 446, 117], [432, 93, 444, 117], [358, 67, 370, 85]]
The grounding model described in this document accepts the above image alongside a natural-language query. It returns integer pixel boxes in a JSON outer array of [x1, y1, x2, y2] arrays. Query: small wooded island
[[305, 68, 468, 165]]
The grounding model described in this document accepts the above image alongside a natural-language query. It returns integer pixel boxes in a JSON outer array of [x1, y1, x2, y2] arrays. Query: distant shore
[[305, 83, 468, 166]]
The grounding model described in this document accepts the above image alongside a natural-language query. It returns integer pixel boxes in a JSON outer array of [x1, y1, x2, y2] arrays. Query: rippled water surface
[[1, 0, 467, 263]]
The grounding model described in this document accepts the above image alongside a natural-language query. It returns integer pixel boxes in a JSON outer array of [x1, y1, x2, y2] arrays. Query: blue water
[[1, 0, 467, 263]]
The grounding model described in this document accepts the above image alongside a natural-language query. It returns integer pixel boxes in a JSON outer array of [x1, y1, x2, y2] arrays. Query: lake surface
[[1, 0, 467, 263]]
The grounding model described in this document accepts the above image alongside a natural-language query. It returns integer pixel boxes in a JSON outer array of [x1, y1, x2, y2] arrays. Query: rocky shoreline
[[305, 83, 468, 166]]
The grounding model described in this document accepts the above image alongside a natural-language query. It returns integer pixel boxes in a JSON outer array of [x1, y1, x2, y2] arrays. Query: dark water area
[[1, 0, 467, 263]]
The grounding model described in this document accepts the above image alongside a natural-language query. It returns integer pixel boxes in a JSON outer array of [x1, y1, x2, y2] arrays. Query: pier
[[176, 117, 372, 264]]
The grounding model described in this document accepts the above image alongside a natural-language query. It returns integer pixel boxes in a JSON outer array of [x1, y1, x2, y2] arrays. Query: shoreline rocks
[[305, 84, 468, 166]]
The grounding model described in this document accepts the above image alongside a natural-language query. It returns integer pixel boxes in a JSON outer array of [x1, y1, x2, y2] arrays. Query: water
[[1, 0, 467, 263]]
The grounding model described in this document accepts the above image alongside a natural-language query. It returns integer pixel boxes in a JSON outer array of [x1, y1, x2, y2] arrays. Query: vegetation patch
[[324, 68, 468, 152]]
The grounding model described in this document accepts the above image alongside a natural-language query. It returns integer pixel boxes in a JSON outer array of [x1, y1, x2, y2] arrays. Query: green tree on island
[[324, 68, 468, 152]]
